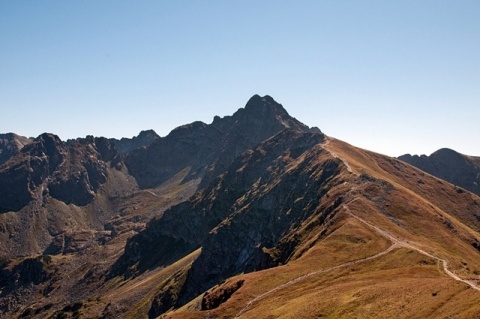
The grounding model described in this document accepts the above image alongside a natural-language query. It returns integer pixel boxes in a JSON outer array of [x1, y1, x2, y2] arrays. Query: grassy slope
[[95, 249, 200, 319], [161, 138, 480, 319], [164, 214, 480, 318], [326, 138, 480, 275]]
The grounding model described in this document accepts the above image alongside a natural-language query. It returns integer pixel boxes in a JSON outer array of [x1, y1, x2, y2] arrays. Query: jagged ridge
[[124, 94, 317, 189]]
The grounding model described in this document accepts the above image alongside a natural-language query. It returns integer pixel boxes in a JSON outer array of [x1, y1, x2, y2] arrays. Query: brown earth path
[[235, 203, 480, 318], [322, 137, 480, 292], [322, 137, 352, 173], [234, 224, 400, 317], [347, 204, 480, 293]]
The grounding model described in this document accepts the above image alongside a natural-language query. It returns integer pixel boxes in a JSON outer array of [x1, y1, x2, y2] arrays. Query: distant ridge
[[108, 129, 160, 154], [399, 148, 480, 195]]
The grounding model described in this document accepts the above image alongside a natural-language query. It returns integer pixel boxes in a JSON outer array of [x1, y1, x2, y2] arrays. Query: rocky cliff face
[[399, 148, 480, 195], [0, 256, 53, 303], [124, 95, 316, 189], [0, 133, 113, 213], [175, 131, 340, 307], [0, 129, 159, 213]]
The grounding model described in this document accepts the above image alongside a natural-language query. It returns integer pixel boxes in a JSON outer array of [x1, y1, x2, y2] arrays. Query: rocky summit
[[1, 95, 480, 318], [124, 94, 314, 189]]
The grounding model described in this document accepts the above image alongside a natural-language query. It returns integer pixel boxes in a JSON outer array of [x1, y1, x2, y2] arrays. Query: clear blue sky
[[1, 1, 479, 157]]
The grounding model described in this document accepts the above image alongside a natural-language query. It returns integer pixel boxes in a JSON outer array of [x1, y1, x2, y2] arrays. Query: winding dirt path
[[235, 203, 480, 318], [346, 205, 480, 292], [234, 234, 399, 317], [323, 137, 480, 292], [322, 137, 352, 173], [235, 139, 480, 317]]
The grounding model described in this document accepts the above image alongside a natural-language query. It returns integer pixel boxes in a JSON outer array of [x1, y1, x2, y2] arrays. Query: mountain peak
[[37, 132, 63, 145], [108, 129, 160, 154], [24, 133, 64, 159], [244, 94, 286, 114], [245, 94, 274, 105], [137, 129, 158, 139], [431, 148, 460, 158], [239, 94, 311, 133]]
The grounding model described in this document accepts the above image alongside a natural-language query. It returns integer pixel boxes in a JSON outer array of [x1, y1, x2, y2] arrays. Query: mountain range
[[1, 95, 480, 318]]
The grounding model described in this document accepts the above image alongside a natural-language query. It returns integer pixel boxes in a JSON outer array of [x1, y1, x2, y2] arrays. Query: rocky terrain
[[0, 133, 32, 165], [124, 94, 315, 189], [399, 148, 480, 196], [1, 95, 480, 318]]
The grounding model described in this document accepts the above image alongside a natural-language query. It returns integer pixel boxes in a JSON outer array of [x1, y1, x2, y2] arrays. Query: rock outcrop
[[0, 133, 32, 165], [0, 256, 52, 294], [0, 256, 53, 314], [0, 133, 112, 213]]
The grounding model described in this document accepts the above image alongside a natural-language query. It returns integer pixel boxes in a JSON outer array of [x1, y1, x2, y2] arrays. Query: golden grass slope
[[161, 137, 480, 318]]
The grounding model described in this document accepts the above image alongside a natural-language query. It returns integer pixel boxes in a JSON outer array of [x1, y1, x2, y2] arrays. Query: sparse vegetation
[[0, 256, 10, 268]]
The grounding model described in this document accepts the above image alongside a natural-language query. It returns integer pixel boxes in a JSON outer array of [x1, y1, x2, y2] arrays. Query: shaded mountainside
[[160, 139, 480, 318], [0, 95, 324, 317], [0, 133, 113, 213], [111, 129, 338, 313], [1, 95, 480, 319], [124, 94, 316, 189], [399, 148, 480, 196], [0, 95, 312, 259]]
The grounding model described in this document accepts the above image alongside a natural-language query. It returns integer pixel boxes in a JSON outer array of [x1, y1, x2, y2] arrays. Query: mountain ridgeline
[[399, 148, 480, 196], [1, 95, 480, 319], [124, 94, 317, 189]]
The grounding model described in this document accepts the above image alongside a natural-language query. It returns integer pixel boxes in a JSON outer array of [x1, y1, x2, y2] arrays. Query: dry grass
[[165, 215, 480, 319], [162, 138, 480, 319], [239, 246, 480, 319], [112, 249, 200, 319]]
